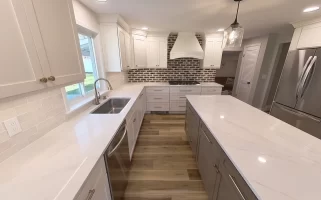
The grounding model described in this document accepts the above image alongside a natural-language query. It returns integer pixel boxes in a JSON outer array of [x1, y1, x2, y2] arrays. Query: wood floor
[[124, 114, 208, 200]]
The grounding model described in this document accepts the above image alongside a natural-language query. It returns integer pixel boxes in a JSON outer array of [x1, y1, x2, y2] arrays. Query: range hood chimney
[[170, 32, 204, 60]]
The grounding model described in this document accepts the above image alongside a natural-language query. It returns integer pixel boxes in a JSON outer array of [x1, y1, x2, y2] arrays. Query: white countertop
[[186, 95, 321, 200], [0, 82, 222, 200]]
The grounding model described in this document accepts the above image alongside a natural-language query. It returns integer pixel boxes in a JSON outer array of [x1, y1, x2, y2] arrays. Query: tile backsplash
[[0, 88, 66, 162], [128, 33, 216, 82]]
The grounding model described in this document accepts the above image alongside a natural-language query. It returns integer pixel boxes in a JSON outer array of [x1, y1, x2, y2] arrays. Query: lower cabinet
[[75, 157, 111, 200], [185, 100, 258, 200], [185, 103, 200, 156], [126, 90, 146, 159]]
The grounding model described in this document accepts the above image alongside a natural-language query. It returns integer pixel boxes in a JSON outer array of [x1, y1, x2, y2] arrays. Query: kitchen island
[[186, 95, 321, 200]]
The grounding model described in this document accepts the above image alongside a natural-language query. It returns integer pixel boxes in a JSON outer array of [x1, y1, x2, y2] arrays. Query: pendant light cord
[[233, 1, 241, 25]]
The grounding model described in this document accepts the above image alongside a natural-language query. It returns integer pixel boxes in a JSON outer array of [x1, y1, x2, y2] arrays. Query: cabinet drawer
[[147, 103, 169, 111], [170, 87, 202, 94], [147, 95, 170, 103], [170, 102, 186, 111], [220, 156, 258, 200], [170, 94, 187, 101], [201, 87, 222, 94], [146, 87, 169, 94], [76, 157, 106, 200]]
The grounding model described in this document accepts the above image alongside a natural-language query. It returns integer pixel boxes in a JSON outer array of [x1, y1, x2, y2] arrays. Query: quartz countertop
[[186, 95, 321, 200], [0, 82, 222, 200]]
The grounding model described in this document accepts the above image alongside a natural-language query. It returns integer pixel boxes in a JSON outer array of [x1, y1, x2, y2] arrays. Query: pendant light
[[224, 0, 244, 48]]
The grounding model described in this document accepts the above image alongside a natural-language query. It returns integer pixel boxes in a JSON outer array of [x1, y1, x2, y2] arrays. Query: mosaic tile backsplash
[[128, 34, 216, 82]]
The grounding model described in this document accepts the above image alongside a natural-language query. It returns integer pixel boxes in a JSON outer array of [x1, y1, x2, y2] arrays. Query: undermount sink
[[91, 98, 130, 114]]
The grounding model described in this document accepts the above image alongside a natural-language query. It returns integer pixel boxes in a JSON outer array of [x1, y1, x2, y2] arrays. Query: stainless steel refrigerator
[[270, 48, 321, 139]]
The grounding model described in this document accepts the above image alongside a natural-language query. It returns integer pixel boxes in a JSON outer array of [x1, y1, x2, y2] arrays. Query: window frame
[[64, 31, 100, 107]]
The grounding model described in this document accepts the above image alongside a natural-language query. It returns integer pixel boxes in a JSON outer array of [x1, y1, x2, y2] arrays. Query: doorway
[[215, 51, 241, 95], [236, 44, 261, 103]]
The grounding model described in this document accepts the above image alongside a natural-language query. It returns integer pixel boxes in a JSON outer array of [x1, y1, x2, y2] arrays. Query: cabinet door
[[133, 36, 147, 68], [203, 38, 223, 69], [159, 40, 168, 68], [125, 32, 132, 69], [91, 168, 110, 200], [216, 175, 242, 200], [185, 106, 200, 156], [297, 23, 321, 49], [127, 117, 135, 159], [30, 0, 85, 86], [198, 129, 220, 200], [147, 39, 160, 67], [118, 30, 128, 71], [0, 0, 46, 98]]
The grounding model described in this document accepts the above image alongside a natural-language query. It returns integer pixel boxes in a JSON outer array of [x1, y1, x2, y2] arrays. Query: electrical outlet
[[4, 117, 22, 137]]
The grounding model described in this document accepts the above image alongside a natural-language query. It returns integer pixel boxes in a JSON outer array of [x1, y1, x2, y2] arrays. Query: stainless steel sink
[[91, 98, 130, 114]]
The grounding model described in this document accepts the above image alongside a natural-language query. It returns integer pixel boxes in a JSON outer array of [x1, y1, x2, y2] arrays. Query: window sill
[[66, 90, 109, 117]]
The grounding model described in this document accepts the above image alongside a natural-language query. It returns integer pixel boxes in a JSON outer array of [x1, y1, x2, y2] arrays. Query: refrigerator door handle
[[298, 56, 317, 98], [276, 103, 321, 123], [296, 56, 313, 100]]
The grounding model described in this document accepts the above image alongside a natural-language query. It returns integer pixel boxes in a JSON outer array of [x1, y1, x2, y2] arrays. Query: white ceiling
[[79, 0, 321, 38]]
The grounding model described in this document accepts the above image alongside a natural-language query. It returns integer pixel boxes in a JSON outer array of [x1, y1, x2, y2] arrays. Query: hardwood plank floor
[[124, 114, 208, 200]]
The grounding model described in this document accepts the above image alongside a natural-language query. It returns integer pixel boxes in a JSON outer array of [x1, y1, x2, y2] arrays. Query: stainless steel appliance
[[105, 121, 130, 200], [271, 48, 321, 139], [169, 80, 200, 85]]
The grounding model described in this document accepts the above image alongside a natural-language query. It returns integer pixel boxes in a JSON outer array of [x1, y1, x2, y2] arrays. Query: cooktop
[[169, 80, 201, 85]]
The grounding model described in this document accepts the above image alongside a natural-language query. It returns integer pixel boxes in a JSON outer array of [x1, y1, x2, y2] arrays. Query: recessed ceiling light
[[142, 27, 149, 30], [217, 28, 225, 32], [303, 6, 320, 13]]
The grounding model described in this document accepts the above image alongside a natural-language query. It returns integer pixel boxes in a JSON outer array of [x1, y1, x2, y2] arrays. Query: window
[[65, 33, 99, 102]]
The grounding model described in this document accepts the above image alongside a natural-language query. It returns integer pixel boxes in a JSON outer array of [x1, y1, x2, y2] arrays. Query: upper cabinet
[[146, 36, 168, 68], [133, 34, 147, 68], [203, 34, 224, 69], [0, 0, 85, 99], [290, 18, 321, 50], [100, 24, 132, 72]]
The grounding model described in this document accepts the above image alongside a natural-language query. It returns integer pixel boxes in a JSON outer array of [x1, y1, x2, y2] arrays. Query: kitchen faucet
[[94, 78, 113, 105]]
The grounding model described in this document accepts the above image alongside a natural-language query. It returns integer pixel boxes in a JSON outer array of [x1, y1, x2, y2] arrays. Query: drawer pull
[[179, 106, 186, 108], [179, 97, 186, 99], [203, 130, 212, 144], [153, 89, 163, 91], [180, 90, 192, 92], [229, 175, 246, 200], [154, 106, 162, 108], [153, 98, 163, 100], [86, 189, 95, 200]]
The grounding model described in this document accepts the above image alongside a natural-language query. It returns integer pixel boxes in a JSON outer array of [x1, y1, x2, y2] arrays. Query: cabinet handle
[[229, 175, 246, 200], [213, 164, 219, 173], [179, 97, 186, 99], [154, 106, 162, 108], [203, 131, 212, 144], [48, 76, 56, 81], [153, 89, 163, 91], [180, 90, 192, 92], [39, 77, 48, 83], [179, 106, 186, 108], [154, 98, 163, 100], [139, 93, 143, 98], [85, 189, 95, 200]]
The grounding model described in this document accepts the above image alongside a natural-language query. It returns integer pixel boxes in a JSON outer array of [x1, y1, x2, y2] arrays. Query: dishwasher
[[105, 121, 130, 200]]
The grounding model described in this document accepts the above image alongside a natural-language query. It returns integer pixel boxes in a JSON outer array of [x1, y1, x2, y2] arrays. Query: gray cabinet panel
[[185, 103, 200, 156]]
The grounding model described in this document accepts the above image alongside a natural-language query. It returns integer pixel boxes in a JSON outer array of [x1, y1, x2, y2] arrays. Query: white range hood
[[170, 32, 204, 60]]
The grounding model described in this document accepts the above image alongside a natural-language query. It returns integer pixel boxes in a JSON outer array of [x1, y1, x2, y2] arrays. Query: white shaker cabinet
[[146, 37, 168, 68], [203, 37, 223, 69], [100, 25, 132, 72], [297, 23, 321, 49], [133, 35, 147, 68], [1, 0, 85, 99]]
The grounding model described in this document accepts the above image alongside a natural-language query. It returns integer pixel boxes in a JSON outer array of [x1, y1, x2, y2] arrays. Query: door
[[147, 39, 160, 67], [91, 168, 110, 200], [274, 49, 316, 108], [159, 40, 167, 68], [270, 103, 321, 139], [0, 0, 47, 98], [133, 36, 147, 68], [198, 129, 219, 200], [295, 49, 321, 118], [203, 39, 216, 68], [236, 44, 261, 103], [105, 123, 130, 200], [30, 0, 85, 86], [119, 30, 128, 71]]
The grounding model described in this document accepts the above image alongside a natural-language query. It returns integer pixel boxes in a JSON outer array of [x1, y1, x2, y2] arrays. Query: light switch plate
[[4, 117, 22, 137]]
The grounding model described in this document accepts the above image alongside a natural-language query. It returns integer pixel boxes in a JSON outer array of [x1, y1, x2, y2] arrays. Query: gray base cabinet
[[185, 100, 258, 200]]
